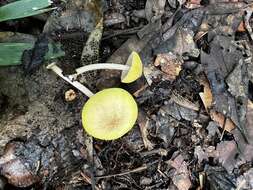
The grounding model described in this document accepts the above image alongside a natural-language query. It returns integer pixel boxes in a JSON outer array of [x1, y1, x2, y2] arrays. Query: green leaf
[[0, 0, 54, 22], [0, 42, 65, 66], [0, 43, 33, 66]]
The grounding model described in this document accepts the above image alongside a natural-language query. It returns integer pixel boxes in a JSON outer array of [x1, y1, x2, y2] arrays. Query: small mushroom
[[69, 51, 143, 83], [82, 88, 138, 140], [47, 60, 140, 140]]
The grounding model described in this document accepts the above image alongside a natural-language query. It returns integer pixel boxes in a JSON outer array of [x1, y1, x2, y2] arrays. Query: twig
[[95, 165, 147, 179], [80, 172, 101, 190], [157, 162, 169, 179], [220, 118, 227, 141], [102, 26, 143, 40], [140, 148, 167, 157]]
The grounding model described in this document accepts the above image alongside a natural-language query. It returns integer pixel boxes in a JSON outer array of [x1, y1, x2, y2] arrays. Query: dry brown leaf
[[237, 21, 246, 32], [154, 53, 182, 81], [194, 146, 218, 164], [216, 140, 238, 173], [185, 0, 202, 9], [210, 110, 236, 132], [237, 4, 253, 32], [171, 91, 199, 111], [199, 77, 213, 111], [199, 76, 235, 132], [167, 154, 192, 190], [215, 100, 253, 173]]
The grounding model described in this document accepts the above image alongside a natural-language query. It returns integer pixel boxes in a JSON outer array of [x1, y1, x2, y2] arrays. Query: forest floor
[[0, 0, 253, 189]]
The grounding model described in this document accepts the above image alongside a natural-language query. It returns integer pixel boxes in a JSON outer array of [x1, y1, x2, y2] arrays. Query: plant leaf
[[0, 43, 33, 66], [0, 42, 65, 66], [0, 0, 53, 22]]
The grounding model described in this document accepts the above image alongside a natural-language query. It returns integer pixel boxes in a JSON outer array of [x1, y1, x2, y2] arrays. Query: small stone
[[140, 176, 152, 185]]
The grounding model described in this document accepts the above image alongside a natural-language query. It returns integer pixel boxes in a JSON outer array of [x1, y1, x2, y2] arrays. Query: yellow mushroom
[[121, 51, 143, 83], [47, 61, 139, 140], [82, 88, 138, 140], [68, 51, 143, 83]]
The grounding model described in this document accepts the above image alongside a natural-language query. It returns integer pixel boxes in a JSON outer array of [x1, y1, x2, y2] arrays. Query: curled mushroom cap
[[121, 51, 143, 83], [82, 88, 138, 140]]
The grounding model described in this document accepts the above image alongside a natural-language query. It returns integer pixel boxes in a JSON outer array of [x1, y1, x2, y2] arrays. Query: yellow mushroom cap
[[82, 88, 138, 140], [121, 51, 143, 83]]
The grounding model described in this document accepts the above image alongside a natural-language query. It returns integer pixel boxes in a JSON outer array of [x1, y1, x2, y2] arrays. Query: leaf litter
[[0, 0, 253, 189]]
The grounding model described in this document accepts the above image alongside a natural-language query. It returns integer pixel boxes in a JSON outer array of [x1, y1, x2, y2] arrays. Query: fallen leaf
[[161, 101, 198, 122], [157, 26, 200, 57], [143, 65, 165, 85], [199, 75, 235, 132], [145, 0, 166, 22], [201, 34, 249, 137], [167, 153, 192, 190], [154, 53, 183, 81], [237, 21, 246, 32], [194, 146, 208, 164], [171, 91, 199, 111], [233, 100, 253, 161], [185, 0, 202, 9], [156, 109, 176, 146], [210, 110, 236, 132], [194, 146, 218, 164], [206, 121, 221, 139], [215, 101, 253, 173], [216, 140, 238, 173]]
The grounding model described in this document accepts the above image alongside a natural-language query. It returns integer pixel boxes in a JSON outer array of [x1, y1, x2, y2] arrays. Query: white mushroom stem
[[46, 63, 94, 98], [74, 63, 130, 76]]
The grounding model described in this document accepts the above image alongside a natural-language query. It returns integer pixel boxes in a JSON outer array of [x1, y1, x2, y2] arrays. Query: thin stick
[[220, 118, 227, 141], [80, 172, 100, 190], [95, 165, 147, 179]]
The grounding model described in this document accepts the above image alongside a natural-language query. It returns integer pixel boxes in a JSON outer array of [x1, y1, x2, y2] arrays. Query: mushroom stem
[[46, 63, 94, 97], [75, 63, 130, 76]]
